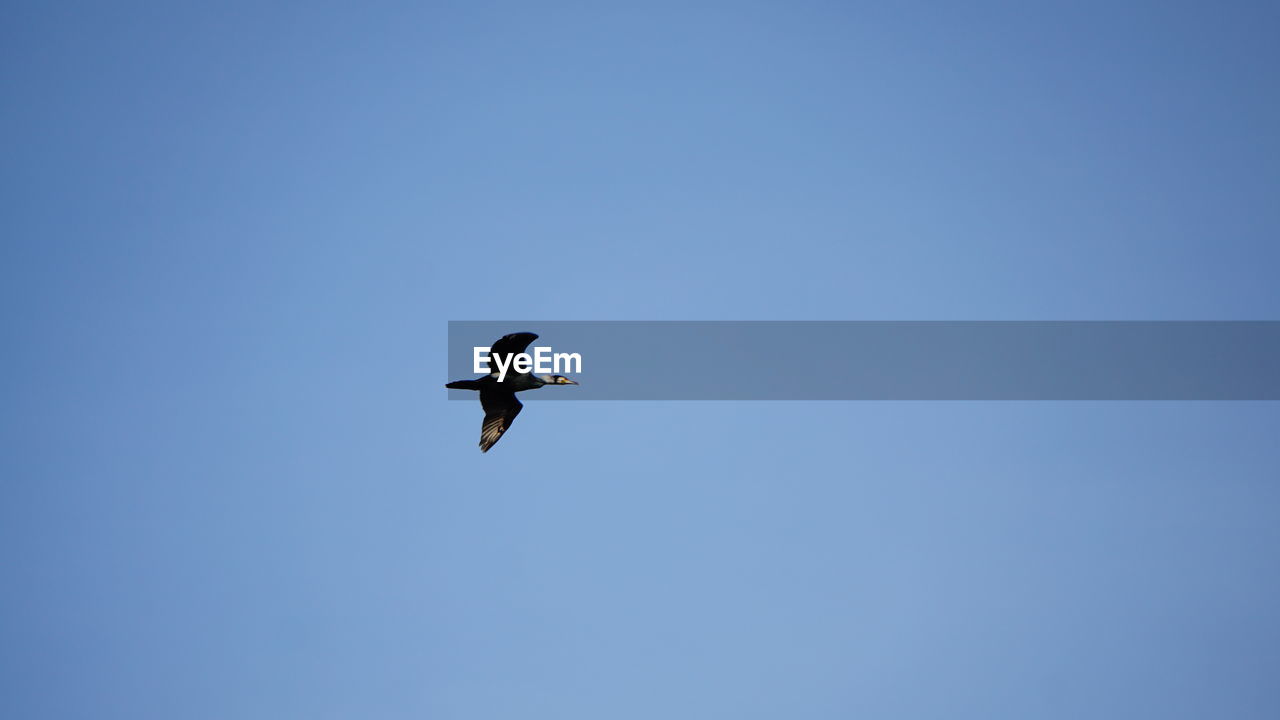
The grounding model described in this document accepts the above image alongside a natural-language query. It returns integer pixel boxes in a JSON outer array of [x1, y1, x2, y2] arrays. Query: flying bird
[[446, 332, 578, 452]]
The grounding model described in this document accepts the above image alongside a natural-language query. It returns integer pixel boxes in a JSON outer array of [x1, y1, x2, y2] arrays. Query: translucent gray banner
[[447, 322, 1280, 400]]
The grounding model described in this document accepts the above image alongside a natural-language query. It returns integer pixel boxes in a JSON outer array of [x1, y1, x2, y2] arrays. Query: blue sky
[[2, 2, 1279, 718]]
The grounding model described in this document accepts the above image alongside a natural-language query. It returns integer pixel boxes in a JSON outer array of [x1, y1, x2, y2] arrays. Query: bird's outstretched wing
[[486, 332, 539, 375], [479, 389, 523, 452]]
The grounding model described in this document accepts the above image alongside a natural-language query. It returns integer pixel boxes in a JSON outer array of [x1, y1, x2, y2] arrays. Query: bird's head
[[542, 375, 579, 385]]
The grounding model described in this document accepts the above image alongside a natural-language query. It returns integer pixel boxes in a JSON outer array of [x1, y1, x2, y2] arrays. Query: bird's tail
[[446, 379, 481, 390]]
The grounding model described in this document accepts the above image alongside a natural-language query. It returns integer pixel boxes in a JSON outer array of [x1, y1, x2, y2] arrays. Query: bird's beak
[[562, 378, 579, 385]]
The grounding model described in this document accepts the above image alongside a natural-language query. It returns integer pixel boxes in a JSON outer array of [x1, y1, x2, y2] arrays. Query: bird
[[446, 332, 578, 452]]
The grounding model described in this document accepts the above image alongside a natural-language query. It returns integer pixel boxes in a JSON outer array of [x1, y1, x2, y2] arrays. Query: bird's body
[[449, 372, 549, 393], [446, 332, 578, 452]]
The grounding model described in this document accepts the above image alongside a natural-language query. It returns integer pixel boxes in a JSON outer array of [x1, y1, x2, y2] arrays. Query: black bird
[[446, 332, 578, 452]]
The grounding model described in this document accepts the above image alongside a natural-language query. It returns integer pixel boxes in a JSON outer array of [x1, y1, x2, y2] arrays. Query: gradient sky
[[3, 2, 1279, 718]]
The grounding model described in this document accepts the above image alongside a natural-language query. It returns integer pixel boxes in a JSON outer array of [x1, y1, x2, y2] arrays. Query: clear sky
[[3, 2, 1279, 718]]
